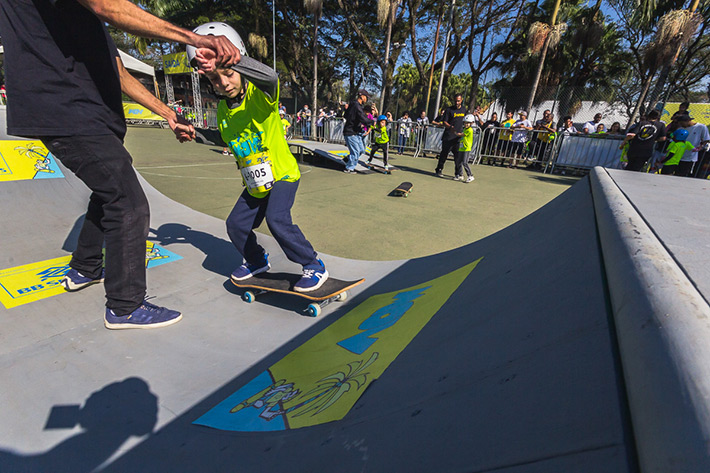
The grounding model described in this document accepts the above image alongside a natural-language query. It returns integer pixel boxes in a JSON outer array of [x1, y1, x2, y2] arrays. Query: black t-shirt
[[0, 0, 126, 138], [627, 120, 666, 158], [442, 105, 467, 141]]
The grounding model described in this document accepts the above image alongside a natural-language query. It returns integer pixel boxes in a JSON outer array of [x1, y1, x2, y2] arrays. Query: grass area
[[125, 126, 580, 261]]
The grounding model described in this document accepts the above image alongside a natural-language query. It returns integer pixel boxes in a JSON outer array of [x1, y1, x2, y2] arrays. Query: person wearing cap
[[673, 112, 710, 177], [342, 89, 375, 173], [0, 0, 239, 329], [508, 110, 532, 169], [192, 23, 331, 293]]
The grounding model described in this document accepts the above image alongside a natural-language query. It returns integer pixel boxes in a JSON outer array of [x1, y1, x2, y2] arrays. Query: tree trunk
[[526, 35, 550, 113], [380, 7, 394, 112], [467, 71, 480, 111], [311, 15, 319, 140], [627, 70, 655, 130]]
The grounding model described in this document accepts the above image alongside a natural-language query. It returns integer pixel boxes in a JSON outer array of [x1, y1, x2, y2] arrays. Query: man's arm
[[116, 57, 195, 143], [77, 0, 239, 67]]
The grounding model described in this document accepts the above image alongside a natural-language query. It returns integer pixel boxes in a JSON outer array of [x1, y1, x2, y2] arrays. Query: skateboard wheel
[[337, 291, 348, 302], [306, 303, 321, 317], [242, 291, 256, 303]]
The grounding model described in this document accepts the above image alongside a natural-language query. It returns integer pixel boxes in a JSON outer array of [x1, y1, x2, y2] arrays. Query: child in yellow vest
[[454, 114, 476, 182], [279, 110, 291, 137], [658, 128, 697, 176], [188, 23, 328, 292], [367, 115, 390, 169]]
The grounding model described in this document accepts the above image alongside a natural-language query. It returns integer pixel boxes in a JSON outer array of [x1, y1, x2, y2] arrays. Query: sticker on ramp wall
[[193, 258, 482, 432], [0, 242, 182, 309], [0, 141, 64, 181]]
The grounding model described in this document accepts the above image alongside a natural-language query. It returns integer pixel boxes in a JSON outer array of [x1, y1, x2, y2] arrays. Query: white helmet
[[186, 22, 248, 67], [463, 114, 476, 123]]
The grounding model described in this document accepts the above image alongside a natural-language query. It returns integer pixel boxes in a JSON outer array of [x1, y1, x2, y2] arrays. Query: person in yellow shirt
[[454, 114, 476, 182], [279, 110, 291, 137], [497, 111, 516, 164], [189, 22, 328, 292], [367, 115, 390, 169]]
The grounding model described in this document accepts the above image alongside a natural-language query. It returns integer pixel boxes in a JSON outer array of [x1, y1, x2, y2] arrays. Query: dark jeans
[[369, 142, 389, 166], [675, 160, 694, 177], [44, 135, 148, 315], [226, 180, 318, 268], [626, 154, 651, 172], [436, 138, 460, 173]]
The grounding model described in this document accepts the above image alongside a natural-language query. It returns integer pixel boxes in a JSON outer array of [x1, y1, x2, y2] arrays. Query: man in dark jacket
[[435, 93, 467, 177], [343, 89, 375, 173]]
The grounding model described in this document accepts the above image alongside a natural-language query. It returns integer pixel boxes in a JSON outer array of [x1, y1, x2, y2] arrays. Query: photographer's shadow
[[0, 377, 157, 473], [150, 223, 239, 278]]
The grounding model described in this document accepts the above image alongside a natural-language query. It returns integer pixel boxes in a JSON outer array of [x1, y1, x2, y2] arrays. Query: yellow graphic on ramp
[[194, 258, 482, 431], [0, 242, 182, 309], [0, 140, 64, 181]]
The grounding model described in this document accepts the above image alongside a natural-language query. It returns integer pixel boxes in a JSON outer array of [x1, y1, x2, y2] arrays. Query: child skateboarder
[[188, 22, 328, 292], [454, 114, 476, 182], [367, 115, 390, 170], [658, 129, 697, 176]]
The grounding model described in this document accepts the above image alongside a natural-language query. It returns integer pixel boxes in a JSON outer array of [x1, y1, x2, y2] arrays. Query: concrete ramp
[[1, 142, 709, 472]]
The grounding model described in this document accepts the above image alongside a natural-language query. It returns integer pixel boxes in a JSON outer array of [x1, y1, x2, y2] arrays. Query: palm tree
[[525, 0, 564, 112], [645, 3, 703, 113], [378, 0, 401, 112], [305, 0, 322, 140]]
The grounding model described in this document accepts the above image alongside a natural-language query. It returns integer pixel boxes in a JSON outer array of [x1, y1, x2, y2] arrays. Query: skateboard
[[390, 181, 413, 197], [231, 272, 365, 317], [365, 161, 393, 174]]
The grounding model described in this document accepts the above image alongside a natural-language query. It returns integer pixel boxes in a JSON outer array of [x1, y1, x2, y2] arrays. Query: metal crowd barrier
[[153, 110, 632, 174], [549, 133, 625, 173]]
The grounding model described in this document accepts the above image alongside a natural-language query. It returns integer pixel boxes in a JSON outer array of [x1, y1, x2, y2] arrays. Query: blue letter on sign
[[337, 287, 430, 355]]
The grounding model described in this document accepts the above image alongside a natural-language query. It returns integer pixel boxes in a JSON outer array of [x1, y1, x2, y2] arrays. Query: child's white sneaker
[[465, 176, 475, 183], [453, 175, 462, 181]]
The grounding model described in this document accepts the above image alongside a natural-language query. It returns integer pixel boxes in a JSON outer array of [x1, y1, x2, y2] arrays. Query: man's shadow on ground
[[150, 223, 240, 278], [0, 377, 158, 473]]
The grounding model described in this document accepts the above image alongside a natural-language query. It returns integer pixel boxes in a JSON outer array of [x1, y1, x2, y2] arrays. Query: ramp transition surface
[[1, 147, 709, 472]]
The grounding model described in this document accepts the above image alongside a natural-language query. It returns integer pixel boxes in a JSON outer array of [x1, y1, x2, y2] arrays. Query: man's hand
[[193, 36, 241, 73], [168, 113, 196, 143]]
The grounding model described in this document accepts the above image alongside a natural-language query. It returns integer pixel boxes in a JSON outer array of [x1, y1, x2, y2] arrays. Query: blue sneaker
[[61, 268, 105, 291], [104, 301, 182, 330], [294, 259, 329, 293], [231, 254, 270, 281]]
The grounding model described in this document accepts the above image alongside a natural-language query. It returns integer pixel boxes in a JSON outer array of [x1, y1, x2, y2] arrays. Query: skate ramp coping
[[591, 167, 710, 472]]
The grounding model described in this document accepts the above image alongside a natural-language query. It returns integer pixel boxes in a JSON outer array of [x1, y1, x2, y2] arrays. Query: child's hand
[[194, 34, 241, 70], [169, 114, 196, 143]]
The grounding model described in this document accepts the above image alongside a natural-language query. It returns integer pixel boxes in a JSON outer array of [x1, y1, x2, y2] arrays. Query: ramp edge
[[590, 166, 710, 473]]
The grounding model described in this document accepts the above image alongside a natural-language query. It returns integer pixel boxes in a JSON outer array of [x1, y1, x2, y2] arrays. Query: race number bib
[[241, 160, 274, 193]]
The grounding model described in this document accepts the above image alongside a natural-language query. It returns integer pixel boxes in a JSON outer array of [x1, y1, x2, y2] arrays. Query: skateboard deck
[[365, 161, 393, 174], [231, 272, 365, 316], [390, 181, 413, 197]]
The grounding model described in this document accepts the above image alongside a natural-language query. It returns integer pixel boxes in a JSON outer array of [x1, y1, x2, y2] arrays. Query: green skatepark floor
[[126, 126, 580, 261]]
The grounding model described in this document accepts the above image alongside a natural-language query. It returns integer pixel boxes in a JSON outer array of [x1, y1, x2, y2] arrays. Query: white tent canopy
[[118, 49, 155, 77]]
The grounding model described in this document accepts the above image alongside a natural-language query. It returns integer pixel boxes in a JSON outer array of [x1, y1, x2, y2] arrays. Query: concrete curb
[[590, 167, 710, 472]]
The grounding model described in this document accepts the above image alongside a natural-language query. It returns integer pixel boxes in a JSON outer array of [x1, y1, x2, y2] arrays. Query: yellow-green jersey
[[500, 118, 515, 141], [665, 140, 695, 166], [374, 125, 389, 144], [280, 117, 290, 136], [218, 81, 300, 198], [459, 126, 474, 152]]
